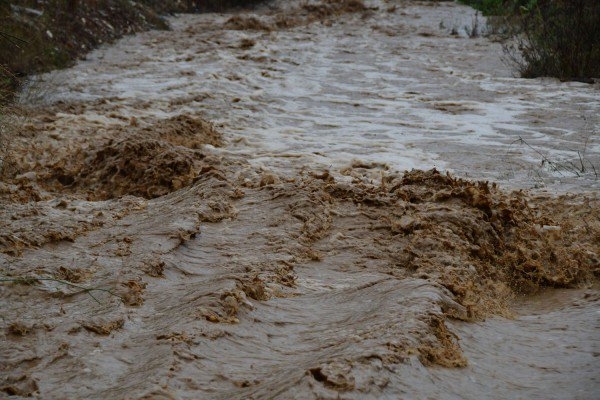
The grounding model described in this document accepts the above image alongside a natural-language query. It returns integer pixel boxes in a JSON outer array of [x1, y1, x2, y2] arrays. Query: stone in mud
[[55, 266, 89, 283], [259, 172, 279, 187], [120, 280, 147, 306], [140, 258, 166, 277], [222, 295, 240, 316]]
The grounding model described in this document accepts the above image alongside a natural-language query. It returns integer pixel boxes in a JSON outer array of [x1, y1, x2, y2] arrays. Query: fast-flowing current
[[5, 1, 599, 399]]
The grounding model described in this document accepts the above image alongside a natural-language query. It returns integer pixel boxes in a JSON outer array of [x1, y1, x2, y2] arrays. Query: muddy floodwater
[[1, 1, 599, 399]]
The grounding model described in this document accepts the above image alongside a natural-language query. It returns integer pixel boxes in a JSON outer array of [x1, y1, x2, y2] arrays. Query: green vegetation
[[458, 0, 537, 16], [460, 0, 600, 82], [511, 0, 600, 81]]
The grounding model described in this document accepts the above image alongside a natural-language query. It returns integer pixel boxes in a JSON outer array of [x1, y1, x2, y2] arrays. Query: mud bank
[[2, 0, 599, 398]]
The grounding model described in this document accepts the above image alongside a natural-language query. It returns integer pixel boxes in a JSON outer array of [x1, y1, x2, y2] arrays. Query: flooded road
[[2, 0, 599, 398]]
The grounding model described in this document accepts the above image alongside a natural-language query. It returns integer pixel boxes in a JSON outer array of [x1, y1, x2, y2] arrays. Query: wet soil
[[1, 0, 599, 398]]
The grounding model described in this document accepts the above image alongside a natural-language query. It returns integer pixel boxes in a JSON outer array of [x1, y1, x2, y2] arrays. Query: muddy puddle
[[2, 0, 599, 398]]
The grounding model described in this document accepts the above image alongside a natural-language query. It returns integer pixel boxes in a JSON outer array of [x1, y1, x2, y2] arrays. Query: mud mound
[[277, 168, 599, 319], [390, 170, 598, 292], [40, 114, 223, 200], [0, 107, 229, 254], [73, 136, 200, 199]]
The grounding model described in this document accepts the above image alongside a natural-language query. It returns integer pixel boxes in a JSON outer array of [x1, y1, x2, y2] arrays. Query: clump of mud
[[224, 15, 273, 31], [419, 316, 467, 368]]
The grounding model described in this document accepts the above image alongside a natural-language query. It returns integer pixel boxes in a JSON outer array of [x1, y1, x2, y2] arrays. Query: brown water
[[2, 1, 599, 398]]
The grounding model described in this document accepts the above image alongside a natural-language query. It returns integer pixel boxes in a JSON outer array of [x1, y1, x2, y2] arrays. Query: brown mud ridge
[[224, 0, 374, 31], [1, 101, 599, 397]]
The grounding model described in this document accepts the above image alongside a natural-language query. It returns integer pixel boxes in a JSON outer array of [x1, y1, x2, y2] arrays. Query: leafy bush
[[461, 0, 600, 82], [459, 0, 536, 15], [509, 0, 600, 81]]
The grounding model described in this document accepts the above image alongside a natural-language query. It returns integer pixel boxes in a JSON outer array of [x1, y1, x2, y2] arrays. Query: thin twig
[[0, 31, 28, 49], [577, 151, 585, 173], [512, 136, 566, 176], [512, 136, 600, 178], [589, 161, 598, 180], [565, 160, 581, 177]]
